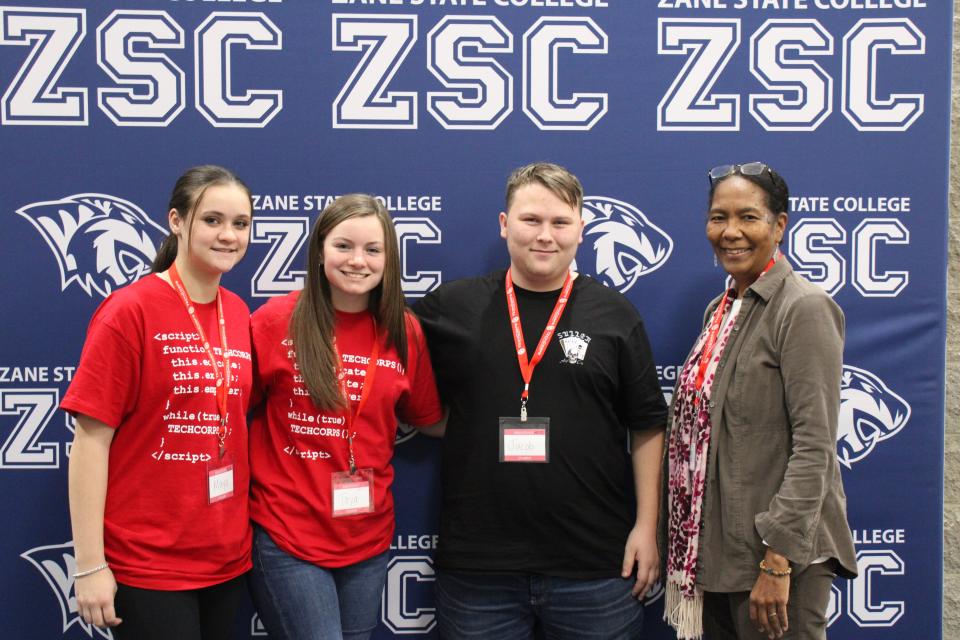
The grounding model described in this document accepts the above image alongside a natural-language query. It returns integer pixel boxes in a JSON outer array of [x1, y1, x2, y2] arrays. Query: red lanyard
[[505, 269, 574, 421], [167, 263, 231, 456], [694, 253, 779, 393], [694, 291, 733, 393], [334, 318, 380, 474]]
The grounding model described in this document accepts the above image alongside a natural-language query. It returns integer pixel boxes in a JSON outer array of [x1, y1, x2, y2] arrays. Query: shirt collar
[[740, 255, 791, 302]]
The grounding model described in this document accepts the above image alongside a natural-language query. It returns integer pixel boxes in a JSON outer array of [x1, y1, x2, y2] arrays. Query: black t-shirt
[[414, 270, 667, 578]]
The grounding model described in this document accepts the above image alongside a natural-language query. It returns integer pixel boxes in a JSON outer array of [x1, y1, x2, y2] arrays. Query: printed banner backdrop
[[0, 0, 949, 638]]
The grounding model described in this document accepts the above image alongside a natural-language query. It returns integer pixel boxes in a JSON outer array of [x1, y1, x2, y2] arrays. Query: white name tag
[[499, 417, 550, 463], [331, 469, 375, 517], [503, 429, 547, 461], [208, 463, 234, 504]]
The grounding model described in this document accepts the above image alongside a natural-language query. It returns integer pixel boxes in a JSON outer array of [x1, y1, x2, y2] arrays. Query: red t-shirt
[[249, 291, 442, 567], [61, 274, 253, 590]]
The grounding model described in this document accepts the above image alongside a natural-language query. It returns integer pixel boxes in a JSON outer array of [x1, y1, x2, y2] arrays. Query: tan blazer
[[664, 259, 857, 593]]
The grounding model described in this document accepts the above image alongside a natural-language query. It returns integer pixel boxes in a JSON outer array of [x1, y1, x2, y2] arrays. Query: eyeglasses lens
[[708, 165, 736, 182], [738, 162, 766, 176], [707, 162, 767, 184]]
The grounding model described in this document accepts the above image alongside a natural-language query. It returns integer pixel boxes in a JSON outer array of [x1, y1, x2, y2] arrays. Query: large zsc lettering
[[522, 17, 607, 131], [658, 18, 926, 132], [395, 218, 441, 299], [657, 19, 740, 131], [96, 10, 185, 127], [749, 19, 833, 132], [0, 7, 86, 125], [1, 11, 607, 131], [822, 550, 905, 629], [842, 19, 925, 132], [249, 216, 441, 298], [787, 219, 909, 298], [826, 549, 906, 628], [0, 389, 59, 469], [0, 9, 281, 128], [851, 218, 908, 297], [195, 12, 283, 127], [427, 16, 513, 130], [381, 556, 436, 634], [250, 217, 308, 297], [333, 15, 608, 131], [332, 14, 418, 129], [848, 550, 905, 627], [788, 219, 846, 296]]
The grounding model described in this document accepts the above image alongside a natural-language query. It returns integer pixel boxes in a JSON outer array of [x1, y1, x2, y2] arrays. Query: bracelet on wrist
[[73, 563, 109, 579], [759, 559, 791, 577]]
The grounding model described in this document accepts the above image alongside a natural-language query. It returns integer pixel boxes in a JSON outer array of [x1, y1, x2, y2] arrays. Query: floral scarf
[[664, 292, 740, 640]]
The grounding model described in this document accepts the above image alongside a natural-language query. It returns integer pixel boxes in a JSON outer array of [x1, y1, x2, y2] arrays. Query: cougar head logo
[[18, 194, 167, 298], [837, 365, 911, 468], [21, 541, 113, 638], [573, 197, 673, 293]]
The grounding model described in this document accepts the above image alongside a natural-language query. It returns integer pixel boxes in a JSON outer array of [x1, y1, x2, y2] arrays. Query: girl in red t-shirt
[[63, 166, 255, 640], [248, 194, 443, 640]]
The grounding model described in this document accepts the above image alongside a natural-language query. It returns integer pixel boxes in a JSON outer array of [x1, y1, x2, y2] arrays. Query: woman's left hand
[[749, 549, 790, 639]]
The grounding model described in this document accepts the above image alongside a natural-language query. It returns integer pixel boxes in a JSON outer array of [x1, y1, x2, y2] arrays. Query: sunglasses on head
[[707, 162, 771, 185]]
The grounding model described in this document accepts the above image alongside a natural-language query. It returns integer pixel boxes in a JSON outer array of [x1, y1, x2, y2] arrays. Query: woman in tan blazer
[[663, 163, 857, 640]]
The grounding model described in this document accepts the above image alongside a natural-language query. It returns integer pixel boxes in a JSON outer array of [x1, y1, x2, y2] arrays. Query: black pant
[[113, 574, 246, 640]]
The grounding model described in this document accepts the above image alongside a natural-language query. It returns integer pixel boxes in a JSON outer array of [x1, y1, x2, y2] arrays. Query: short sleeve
[[411, 289, 442, 326], [617, 319, 668, 431], [411, 288, 455, 401], [249, 306, 272, 411], [396, 312, 443, 427], [61, 302, 143, 429]]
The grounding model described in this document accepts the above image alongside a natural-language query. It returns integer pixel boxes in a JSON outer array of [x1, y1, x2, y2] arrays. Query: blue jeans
[[249, 526, 389, 640], [435, 570, 644, 640]]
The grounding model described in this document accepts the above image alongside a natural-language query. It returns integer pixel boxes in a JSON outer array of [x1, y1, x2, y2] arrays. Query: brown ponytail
[[152, 165, 253, 273]]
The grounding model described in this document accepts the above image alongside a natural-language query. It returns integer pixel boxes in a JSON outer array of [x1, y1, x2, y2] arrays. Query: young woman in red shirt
[[64, 165, 255, 639], [247, 194, 443, 640]]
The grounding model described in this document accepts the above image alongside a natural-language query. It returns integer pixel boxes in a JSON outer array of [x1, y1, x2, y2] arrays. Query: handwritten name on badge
[[333, 481, 371, 514], [208, 464, 234, 503], [502, 428, 547, 462]]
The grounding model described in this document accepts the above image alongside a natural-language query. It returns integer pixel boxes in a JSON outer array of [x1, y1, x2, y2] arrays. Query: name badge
[[207, 458, 235, 504], [499, 417, 549, 463], [331, 468, 375, 517]]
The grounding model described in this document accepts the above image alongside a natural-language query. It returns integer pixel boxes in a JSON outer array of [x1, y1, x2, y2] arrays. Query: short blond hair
[[504, 162, 583, 214]]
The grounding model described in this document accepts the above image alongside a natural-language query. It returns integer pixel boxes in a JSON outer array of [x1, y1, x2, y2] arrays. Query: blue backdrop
[[0, 1, 949, 638]]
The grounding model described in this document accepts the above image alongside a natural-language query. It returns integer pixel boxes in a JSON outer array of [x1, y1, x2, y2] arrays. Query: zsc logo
[[837, 365, 910, 468], [22, 540, 113, 639], [381, 554, 436, 634], [574, 196, 673, 293], [18, 194, 167, 298]]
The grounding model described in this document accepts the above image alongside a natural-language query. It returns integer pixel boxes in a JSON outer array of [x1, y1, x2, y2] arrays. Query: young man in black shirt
[[415, 162, 667, 639]]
